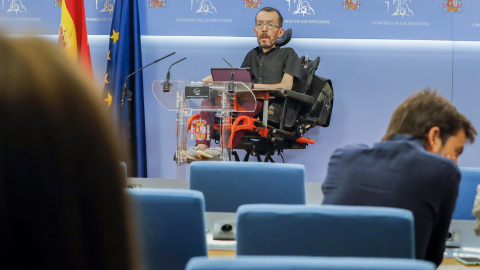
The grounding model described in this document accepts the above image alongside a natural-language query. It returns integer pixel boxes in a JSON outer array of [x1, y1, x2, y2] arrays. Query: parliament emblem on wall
[[343, 0, 360, 10], [286, 0, 315, 16], [3, 0, 27, 13], [98, 0, 115, 13], [385, 0, 414, 18], [444, 0, 461, 12], [244, 0, 260, 9], [191, 0, 217, 14], [149, 0, 166, 8]]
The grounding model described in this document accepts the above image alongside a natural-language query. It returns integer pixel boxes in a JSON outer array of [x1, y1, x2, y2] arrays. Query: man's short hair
[[256, 7, 283, 28], [382, 89, 476, 143]]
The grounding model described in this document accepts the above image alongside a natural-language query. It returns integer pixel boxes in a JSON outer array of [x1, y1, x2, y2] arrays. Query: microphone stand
[[122, 52, 176, 110], [121, 52, 175, 175], [222, 57, 237, 94], [221, 57, 238, 161], [162, 57, 187, 92]]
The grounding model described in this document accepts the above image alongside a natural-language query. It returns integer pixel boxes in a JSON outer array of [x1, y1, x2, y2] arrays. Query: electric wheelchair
[[188, 28, 334, 162]]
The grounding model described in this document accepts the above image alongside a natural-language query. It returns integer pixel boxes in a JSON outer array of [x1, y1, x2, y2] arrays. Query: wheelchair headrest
[[275, 28, 292, 48]]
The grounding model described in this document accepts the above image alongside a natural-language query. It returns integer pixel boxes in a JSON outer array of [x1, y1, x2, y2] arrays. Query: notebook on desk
[[211, 67, 253, 89]]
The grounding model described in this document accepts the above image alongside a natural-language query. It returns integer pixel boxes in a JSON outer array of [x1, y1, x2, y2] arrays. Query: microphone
[[162, 57, 187, 93], [121, 52, 175, 108], [222, 57, 237, 94]]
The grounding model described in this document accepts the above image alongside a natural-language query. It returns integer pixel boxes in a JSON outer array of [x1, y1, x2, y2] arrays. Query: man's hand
[[202, 75, 213, 82]]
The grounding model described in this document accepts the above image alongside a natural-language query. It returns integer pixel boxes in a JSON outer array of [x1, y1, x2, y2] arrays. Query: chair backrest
[[268, 56, 333, 132], [127, 188, 207, 270], [186, 256, 436, 270], [302, 75, 334, 127], [268, 56, 321, 129], [236, 204, 415, 258], [189, 161, 305, 212], [452, 167, 480, 220], [295, 56, 321, 95]]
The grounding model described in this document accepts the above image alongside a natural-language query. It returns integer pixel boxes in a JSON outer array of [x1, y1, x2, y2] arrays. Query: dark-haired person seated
[[181, 6, 300, 161], [322, 89, 477, 267], [0, 35, 138, 270]]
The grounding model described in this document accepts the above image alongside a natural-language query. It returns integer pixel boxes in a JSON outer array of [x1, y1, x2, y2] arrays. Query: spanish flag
[[58, 0, 93, 79]]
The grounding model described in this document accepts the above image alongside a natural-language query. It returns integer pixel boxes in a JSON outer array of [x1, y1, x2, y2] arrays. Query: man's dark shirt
[[241, 46, 300, 84], [322, 134, 460, 266]]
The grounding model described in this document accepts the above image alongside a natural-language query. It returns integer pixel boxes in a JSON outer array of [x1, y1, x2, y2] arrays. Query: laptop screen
[[211, 67, 252, 83]]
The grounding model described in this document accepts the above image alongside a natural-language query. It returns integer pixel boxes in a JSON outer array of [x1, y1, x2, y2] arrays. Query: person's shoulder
[[392, 140, 461, 184], [421, 153, 461, 194], [244, 47, 258, 56], [279, 47, 299, 55], [422, 151, 460, 177], [389, 138, 460, 174], [279, 47, 296, 51], [332, 143, 370, 156], [242, 48, 258, 65]]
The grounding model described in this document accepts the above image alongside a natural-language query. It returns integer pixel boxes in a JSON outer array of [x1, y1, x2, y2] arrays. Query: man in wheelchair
[[184, 6, 333, 162], [184, 7, 301, 161]]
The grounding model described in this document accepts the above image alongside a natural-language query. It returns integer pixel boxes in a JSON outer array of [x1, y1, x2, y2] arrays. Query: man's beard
[[259, 43, 274, 49], [257, 31, 278, 50]]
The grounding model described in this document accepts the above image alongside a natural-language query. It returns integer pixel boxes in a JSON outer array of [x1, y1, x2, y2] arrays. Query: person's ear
[[277, 27, 285, 38], [425, 126, 442, 153]]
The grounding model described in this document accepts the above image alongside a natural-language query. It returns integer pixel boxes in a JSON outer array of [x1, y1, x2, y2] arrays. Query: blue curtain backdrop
[[102, 0, 147, 177]]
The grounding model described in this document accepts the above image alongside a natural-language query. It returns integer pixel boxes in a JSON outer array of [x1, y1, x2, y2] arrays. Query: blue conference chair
[[185, 256, 436, 270], [452, 167, 480, 220], [189, 161, 306, 212], [236, 204, 415, 258], [127, 188, 208, 270]]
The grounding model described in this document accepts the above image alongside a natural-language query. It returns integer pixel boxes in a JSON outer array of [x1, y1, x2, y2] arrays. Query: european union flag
[[102, 0, 146, 177]]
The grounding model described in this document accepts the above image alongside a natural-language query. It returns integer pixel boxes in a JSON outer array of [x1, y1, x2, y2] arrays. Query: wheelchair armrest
[[275, 88, 316, 106]]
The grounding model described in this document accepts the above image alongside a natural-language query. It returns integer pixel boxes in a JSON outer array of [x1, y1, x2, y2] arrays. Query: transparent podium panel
[[152, 80, 256, 179]]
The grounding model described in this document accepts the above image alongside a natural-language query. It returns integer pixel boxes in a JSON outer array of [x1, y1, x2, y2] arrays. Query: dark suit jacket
[[322, 134, 460, 266]]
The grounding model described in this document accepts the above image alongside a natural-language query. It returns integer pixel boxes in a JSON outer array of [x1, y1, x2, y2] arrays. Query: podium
[[152, 80, 256, 179]]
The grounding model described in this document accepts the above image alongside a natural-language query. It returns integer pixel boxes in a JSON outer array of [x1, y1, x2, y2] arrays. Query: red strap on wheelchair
[[228, 115, 261, 148]]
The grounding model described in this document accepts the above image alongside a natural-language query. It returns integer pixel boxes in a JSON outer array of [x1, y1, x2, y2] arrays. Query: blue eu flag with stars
[[102, 0, 147, 177]]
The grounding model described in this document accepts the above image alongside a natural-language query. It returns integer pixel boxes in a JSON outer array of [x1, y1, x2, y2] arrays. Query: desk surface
[[207, 252, 480, 269], [208, 249, 235, 257], [440, 258, 480, 269]]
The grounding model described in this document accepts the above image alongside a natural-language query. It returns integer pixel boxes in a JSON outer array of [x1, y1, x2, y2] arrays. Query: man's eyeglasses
[[255, 22, 280, 30]]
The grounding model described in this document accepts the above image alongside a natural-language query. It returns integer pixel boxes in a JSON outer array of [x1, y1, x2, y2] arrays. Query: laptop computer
[[211, 67, 253, 88]]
